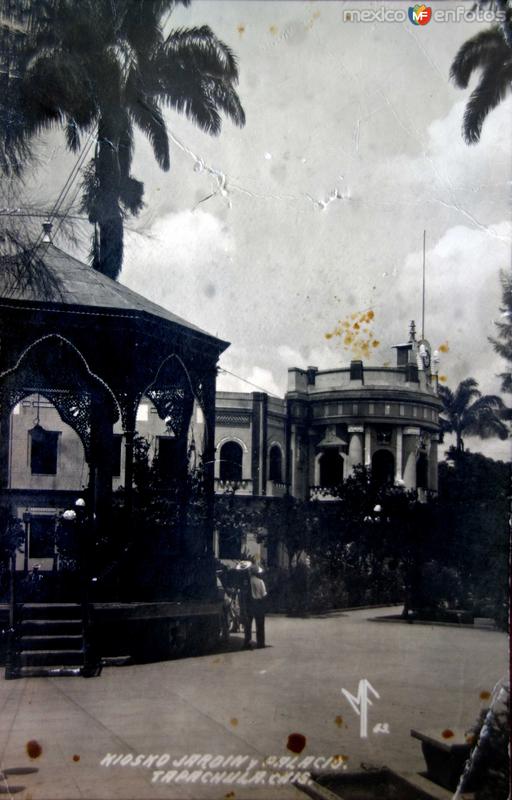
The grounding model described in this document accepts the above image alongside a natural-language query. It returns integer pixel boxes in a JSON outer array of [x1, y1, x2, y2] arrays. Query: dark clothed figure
[[243, 565, 267, 649]]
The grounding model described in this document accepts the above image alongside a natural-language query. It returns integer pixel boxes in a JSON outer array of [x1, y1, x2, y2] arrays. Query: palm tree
[[450, 1, 512, 144], [438, 378, 508, 452], [13, 0, 245, 279], [489, 271, 512, 395]]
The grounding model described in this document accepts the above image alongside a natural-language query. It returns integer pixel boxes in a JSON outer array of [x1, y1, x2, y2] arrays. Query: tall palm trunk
[[95, 117, 123, 280], [456, 429, 464, 453]]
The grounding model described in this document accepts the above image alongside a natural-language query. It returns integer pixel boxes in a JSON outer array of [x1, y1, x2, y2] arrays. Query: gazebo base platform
[[1, 601, 222, 678]]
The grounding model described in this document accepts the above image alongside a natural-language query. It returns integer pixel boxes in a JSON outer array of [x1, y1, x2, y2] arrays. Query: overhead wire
[[217, 368, 282, 399]]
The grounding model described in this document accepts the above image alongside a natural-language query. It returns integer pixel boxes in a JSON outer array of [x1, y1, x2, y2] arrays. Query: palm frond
[[450, 27, 508, 88], [463, 406, 509, 440], [202, 76, 246, 128], [163, 26, 240, 82], [468, 394, 506, 413], [127, 90, 170, 169], [79, 158, 100, 223], [119, 175, 144, 216], [64, 118, 81, 152], [452, 378, 481, 414], [462, 59, 512, 143], [498, 371, 512, 393], [0, 229, 64, 300], [438, 385, 455, 406]]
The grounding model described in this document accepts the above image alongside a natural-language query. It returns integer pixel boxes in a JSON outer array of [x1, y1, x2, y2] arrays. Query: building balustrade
[[309, 485, 340, 502], [265, 480, 289, 497], [215, 478, 253, 494]]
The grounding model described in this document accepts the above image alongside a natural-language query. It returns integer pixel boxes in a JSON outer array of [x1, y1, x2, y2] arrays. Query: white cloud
[[122, 209, 234, 337]]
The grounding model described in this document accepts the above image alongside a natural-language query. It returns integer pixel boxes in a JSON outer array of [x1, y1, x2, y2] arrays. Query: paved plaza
[[0, 607, 507, 799]]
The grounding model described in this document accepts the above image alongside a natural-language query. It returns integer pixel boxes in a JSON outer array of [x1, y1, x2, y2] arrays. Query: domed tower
[[286, 321, 443, 500]]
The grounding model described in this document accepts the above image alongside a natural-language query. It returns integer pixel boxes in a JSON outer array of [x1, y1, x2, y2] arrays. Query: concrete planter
[[301, 768, 454, 800]]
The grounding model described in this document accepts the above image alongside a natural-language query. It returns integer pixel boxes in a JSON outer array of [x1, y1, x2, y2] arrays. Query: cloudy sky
[[28, 0, 511, 459]]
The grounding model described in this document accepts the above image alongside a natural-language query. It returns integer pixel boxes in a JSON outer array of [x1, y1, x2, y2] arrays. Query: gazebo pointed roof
[[0, 242, 228, 352]]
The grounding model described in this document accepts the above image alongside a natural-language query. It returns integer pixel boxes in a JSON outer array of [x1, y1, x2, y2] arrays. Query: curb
[[368, 615, 499, 632]]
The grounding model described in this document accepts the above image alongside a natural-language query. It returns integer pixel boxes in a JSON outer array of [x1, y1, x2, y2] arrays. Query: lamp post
[[22, 512, 30, 574], [62, 498, 97, 676]]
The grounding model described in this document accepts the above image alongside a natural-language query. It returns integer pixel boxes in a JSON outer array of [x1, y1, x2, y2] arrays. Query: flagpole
[[422, 230, 426, 340]]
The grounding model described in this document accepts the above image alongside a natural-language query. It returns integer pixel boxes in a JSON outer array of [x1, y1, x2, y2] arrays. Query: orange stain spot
[[331, 754, 348, 766], [230, 718, 238, 727], [72, 754, 80, 762], [324, 332, 333, 340], [26, 740, 42, 759], [335, 715, 343, 728], [372, 340, 380, 348], [287, 733, 306, 754], [225, 793, 236, 800], [269, 24, 278, 35], [480, 690, 491, 701], [442, 729, 454, 739], [237, 24, 245, 35], [439, 342, 449, 353], [439, 375, 447, 383]]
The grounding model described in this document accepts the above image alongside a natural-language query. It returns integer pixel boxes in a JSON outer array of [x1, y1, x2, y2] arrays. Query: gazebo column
[[0, 409, 10, 490], [89, 391, 114, 529], [121, 400, 137, 516], [201, 367, 218, 558]]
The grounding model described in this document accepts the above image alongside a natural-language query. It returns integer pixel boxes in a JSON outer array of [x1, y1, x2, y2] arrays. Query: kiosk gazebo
[[0, 237, 228, 676]]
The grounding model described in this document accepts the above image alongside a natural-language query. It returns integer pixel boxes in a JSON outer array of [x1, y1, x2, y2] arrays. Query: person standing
[[243, 563, 267, 649]]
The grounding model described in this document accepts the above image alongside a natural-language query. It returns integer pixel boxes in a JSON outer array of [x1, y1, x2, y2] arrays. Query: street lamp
[[61, 498, 97, 676]]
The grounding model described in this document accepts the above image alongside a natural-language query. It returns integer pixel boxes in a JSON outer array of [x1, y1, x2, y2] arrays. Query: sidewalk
[[0, 607, 507, 799]]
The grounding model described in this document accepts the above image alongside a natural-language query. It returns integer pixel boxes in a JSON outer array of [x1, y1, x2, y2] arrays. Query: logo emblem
[[408, 4, 432, 25], [342, 679, 381, 738]]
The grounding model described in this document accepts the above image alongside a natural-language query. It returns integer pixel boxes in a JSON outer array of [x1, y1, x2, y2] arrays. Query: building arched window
[[372, 449, 394, 487], [219, 441, 243, 482], [30, 424, 59, 475], [269, 445, 283, 482], [319, 450, 343, 487]]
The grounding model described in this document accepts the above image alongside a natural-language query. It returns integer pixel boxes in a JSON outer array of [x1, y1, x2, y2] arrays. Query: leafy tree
[[214, 491, 264, 560], [9, 0, 245, 279], [438, 377, 507, 452], [450, 1, 512, 144], [489, 270, 512, 395], [437, 449, 509, 628]]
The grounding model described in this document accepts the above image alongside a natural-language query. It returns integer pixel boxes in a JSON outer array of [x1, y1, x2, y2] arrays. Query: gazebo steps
[[15, 666, 83, 678], [19, 650, 84, 667], [20, 619, 83, 635], [21, 603, 82, 619], [6, 603, 86, 678], [20, 635, 83, 651]]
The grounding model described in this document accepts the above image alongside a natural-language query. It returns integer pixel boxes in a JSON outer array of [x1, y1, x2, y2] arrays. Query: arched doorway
[[269, 444, 283, 482], [416, 452, 428, 490], [219, 441, 243, 483], [372, 449, 394, 486], [319, 450, 344, 487]]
